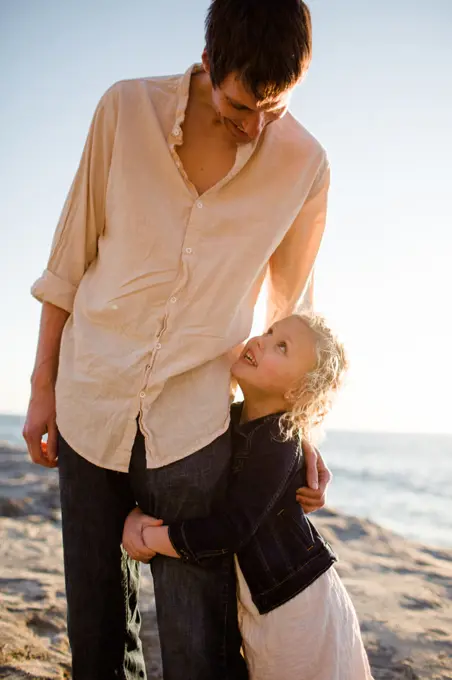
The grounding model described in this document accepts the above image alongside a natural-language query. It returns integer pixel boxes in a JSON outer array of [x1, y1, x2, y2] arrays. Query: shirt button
[[173, 126, 181, 136], [156, 343, 162, 350], [170, 296, 177, 303], [196, 201, 203, 209], [140, 391, 146, 398], [185, 247, 192, 254]]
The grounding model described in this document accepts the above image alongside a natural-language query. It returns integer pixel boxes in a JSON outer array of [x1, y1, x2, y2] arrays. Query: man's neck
[[189, 71, 236, 141], [190, 72, 219, 123], [191, 70, 212, 107]]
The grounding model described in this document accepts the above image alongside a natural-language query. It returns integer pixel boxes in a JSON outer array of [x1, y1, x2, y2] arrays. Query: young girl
[[123, 312, 374, 679]]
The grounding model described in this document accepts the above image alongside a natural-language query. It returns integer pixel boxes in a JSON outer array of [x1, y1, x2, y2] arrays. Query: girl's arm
[[142, 525, 179, 558], [144, 423, 300, 565]]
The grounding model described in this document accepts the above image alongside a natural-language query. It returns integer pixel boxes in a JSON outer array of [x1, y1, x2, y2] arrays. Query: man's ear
[[201, 49, 210, 74]]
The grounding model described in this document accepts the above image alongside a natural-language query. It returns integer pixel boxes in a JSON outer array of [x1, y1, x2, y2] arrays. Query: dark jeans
[[58, 427, 247, 680]]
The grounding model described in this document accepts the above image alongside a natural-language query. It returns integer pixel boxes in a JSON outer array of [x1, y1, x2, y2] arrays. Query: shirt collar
[[168, 63, 203, 146]]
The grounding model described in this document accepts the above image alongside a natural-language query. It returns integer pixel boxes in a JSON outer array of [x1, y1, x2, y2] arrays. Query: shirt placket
[[137, 63, 260, 451], [136, 198, 206, 435]]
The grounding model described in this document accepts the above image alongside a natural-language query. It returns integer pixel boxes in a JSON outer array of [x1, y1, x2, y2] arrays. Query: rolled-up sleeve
[[31, 85, 118, 313], [266, 152, 330, 324]]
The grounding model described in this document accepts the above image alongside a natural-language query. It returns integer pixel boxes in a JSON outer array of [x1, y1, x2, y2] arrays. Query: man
[[23, 1, 332, 678]]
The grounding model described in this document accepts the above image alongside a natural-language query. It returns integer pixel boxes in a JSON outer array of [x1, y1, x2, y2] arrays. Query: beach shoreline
[[1, 443, 451, 679]]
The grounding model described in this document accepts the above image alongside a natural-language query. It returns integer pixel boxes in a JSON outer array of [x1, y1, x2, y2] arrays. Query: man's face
[[203, 56, 296, 144]]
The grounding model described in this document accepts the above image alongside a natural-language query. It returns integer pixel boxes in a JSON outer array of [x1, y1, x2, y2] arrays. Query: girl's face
[[231, 316, 318, 404]]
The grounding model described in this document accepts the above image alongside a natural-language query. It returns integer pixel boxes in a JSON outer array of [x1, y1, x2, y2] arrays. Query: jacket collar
[[230, 401, 286, 436]]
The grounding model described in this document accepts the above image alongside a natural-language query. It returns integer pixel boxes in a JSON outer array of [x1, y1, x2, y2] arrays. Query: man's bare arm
[[23, 302, 69, 467]]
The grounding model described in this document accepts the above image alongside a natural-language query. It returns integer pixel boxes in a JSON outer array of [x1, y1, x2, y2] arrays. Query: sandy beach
[[1, 442, 451, 680]]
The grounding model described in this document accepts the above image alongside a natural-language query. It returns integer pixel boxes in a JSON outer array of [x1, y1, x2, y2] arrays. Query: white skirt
[[235, 559, 374, 680]]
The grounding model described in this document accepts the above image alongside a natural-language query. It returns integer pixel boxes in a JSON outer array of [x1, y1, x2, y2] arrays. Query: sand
[[1, 443, 451, 680]]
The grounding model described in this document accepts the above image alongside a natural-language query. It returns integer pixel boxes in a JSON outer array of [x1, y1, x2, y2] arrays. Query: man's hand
[[297, 442, 332, 514], [23, 385, 58, 468], [122, 507, 164, 562]]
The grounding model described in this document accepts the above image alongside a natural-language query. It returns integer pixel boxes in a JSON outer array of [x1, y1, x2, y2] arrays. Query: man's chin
[[225, 118, 253, 144]]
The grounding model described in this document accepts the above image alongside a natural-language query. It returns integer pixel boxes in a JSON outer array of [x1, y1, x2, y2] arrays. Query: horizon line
[[1, 412, 451, 438]]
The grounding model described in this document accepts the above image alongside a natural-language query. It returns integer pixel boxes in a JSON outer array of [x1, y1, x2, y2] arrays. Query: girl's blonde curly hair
[[279, 312, 349, 444]]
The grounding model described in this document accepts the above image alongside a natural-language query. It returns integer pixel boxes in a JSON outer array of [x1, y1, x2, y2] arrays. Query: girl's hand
[[297, 447, 332, 514], [122, 507, 163, 562], [142, 525, 180, 559]]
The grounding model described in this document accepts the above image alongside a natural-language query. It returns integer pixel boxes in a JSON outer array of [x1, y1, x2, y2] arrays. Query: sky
[[0, 0, 451, 433]]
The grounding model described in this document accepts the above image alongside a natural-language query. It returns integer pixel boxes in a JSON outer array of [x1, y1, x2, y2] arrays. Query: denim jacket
[[169, 402, 337, 614]]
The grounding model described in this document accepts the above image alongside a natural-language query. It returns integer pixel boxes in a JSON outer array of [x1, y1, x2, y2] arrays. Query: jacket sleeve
[[168, 425, 300, 565], [265, 152, 330, 324], [31, 85, 119, 313]]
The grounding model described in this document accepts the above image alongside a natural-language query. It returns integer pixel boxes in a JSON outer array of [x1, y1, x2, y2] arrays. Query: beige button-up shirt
[[32, 64, 329, 471]]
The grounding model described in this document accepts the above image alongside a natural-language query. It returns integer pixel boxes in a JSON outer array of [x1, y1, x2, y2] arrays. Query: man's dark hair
[[205, 0, 312, 100]]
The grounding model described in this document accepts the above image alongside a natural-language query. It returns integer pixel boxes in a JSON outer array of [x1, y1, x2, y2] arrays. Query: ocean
[[1, 414, 451, 548]]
